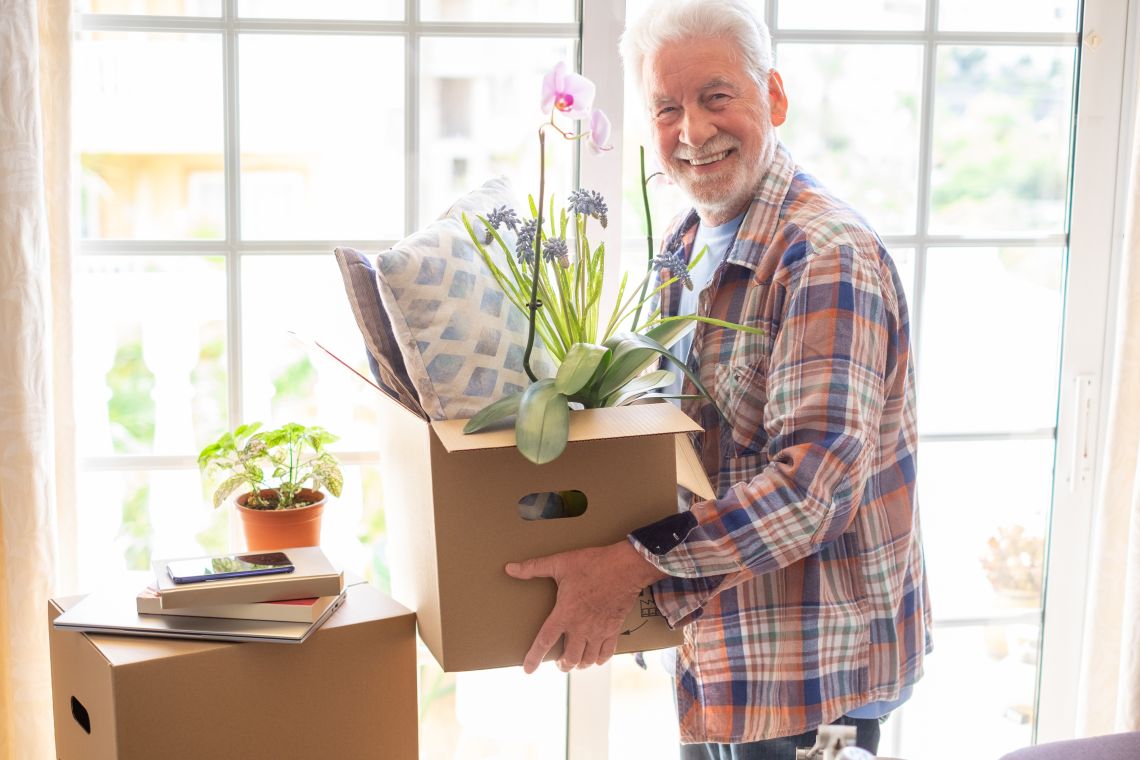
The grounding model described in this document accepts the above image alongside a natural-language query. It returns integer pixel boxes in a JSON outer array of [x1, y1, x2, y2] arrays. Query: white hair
[[620, 0, 774, 104]]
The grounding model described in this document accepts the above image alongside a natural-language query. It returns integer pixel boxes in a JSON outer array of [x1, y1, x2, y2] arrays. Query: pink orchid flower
[[587, 108, 612, 154], [541, 61, 595, 121]]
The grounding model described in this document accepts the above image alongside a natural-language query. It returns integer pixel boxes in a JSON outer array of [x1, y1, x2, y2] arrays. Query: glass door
[[612, 1, 1093, 757]]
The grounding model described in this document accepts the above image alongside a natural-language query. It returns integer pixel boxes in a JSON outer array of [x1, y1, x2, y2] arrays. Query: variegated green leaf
[[213, 474, 247, 509]]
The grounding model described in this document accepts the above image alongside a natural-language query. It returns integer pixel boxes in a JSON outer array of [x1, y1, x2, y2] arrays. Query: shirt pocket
[[712, 356, 770, 456]]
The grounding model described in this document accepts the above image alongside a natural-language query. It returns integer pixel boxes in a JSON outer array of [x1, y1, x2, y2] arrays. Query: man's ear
[[768, 70, 788, 127]]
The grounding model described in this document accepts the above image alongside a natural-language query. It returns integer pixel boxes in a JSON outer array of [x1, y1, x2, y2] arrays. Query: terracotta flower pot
[[236, 488, 326, 551]]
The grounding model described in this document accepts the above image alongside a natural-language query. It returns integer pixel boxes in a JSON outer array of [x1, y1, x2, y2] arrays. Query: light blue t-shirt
[[663, 210, 747, 399]]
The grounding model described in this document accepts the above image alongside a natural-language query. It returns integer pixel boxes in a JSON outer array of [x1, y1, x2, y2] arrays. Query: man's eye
[[656, 106, 678, 118]]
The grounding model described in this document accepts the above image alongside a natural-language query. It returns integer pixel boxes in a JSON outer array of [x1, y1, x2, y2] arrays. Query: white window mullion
[[223, 0, 244, 430], [406, 0, 419, 236]]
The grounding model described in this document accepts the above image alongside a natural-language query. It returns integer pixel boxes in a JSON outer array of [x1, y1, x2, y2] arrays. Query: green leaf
[[515, 378, 570, 465], [463, 391, 524, 434], [213, 474, 246, 509], [596, 332, 719, 412], [643, 318, 695, 351], [555, 343, 608, 395], [604, 369, 675, 407], [594, 337, 659, 400]]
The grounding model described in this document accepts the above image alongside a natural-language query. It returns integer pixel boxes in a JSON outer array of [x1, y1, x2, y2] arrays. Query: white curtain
[[1076, 67, 1140, 736], [0, 1, 74, 758]]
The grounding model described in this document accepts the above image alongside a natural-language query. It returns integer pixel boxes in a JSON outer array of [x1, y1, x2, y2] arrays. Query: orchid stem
[[522, 128, 546, 382], [631, 145, 654, 331]]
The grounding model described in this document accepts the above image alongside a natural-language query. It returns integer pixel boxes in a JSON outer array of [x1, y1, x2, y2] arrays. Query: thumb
[[505, 555, 556, 580]]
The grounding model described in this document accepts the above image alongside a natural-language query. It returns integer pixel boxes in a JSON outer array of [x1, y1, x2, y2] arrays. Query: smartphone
[[166, 551, 295, 585]]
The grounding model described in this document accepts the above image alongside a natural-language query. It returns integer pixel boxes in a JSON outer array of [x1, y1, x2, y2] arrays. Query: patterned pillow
[[333, 246, 425, 418], [374, 177, 550, 421]]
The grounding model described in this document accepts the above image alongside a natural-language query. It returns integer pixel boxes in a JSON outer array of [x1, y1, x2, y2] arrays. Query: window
[[73, 1, 577, 756]]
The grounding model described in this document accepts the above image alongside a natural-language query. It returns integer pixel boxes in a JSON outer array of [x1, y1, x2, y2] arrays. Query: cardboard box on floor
[[380, 400, 714, 672], [48, 582, 417, 760]]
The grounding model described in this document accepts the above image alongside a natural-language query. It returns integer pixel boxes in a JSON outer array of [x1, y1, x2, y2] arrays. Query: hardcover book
[[150, 546, 343, 610], [136, 587, 339, 623]]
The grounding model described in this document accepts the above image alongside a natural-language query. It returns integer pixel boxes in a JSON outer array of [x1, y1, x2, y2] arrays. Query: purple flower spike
[[541, 61, 595, 121]]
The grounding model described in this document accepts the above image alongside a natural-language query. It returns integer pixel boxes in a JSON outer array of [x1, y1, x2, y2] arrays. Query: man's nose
[[679, 110, 716, 148]]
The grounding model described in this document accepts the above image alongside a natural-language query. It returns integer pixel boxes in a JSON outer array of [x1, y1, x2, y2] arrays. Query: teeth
[[688, 150, 729, 166]]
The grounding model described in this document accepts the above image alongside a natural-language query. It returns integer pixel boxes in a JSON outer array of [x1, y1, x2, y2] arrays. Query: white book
[[150, 546, 343, 610], [136, 586, 341, 623]]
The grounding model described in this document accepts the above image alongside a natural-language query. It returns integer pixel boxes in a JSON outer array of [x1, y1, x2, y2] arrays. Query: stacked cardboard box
[[48, 582, 418, 759]]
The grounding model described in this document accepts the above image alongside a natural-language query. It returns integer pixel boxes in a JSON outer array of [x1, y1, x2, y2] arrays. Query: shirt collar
[[723, 141, 797, 274]]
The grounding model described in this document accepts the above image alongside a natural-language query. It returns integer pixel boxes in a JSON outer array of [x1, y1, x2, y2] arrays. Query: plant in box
[[462, 61, 762, 464], [198, 422, 344, 550]]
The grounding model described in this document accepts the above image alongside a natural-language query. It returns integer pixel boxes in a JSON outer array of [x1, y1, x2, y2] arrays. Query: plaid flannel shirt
[[629, 143, 933, 743]]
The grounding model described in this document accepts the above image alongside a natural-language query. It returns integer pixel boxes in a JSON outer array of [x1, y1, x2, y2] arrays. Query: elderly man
[[505, 0, 933, 756]]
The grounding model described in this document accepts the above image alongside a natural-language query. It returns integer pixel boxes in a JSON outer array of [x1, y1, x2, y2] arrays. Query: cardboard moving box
[[49, 582, 417, 760], [380, 401, 713, 672]]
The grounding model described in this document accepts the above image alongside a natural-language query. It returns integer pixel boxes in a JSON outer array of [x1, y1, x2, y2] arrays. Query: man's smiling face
[[643, 36, 786, 225]]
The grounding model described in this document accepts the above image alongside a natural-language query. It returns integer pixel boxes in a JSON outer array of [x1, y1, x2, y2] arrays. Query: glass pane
[[889, 247, 915, 311], [889, 625, 1036, 759], [779, 0, 924, 30], [420, 0, 575, 22], [418, 37, 577, 227], [74, 468, 225, 587], [240, 254, 389, 452], [609, 653, 680, 759], [939, 0, 1078, 33], [418, 653, 568, 758], [919, 438, 1050, 620], [778, 44, 923, 235], [239, 0, 402, 19], [930, 46, 1075, 236], [82, 0, 221, 14], [918, 247, 1063, 434], [74, 256, 228, 457], [239, 35, 405, 240], [75, 32, 224, 240], [73, 462, 388, 590]]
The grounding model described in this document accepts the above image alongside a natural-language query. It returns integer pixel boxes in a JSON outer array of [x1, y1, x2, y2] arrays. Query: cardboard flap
[[431, 403, 702, 453], [674, 435, 715, 500]]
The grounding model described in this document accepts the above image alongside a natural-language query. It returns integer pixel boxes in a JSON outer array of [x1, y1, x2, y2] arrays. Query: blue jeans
[[679, 715, 881, 760]]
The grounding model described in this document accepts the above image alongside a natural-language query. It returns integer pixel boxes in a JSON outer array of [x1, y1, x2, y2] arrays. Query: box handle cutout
[[518, 490, 588, 521], [70, 696, 91, 734]]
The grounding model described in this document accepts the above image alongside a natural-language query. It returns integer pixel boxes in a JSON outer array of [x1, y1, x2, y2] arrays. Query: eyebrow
[[651, 76, 742, 106]]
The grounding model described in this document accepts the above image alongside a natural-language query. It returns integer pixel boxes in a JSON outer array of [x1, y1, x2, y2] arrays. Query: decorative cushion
[[373, 176, 551, 421], [334, 246, 425, 418]]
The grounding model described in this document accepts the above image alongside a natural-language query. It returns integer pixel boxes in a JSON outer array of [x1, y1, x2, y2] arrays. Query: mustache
[[672, 137, 741, 161]]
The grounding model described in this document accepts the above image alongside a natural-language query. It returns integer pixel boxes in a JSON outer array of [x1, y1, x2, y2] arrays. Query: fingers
[[523, 617, 564, 674], [505, 555, 556, 580], [558, 634, 586, 672], [576, 638, 603, 670], [596, 636, 619, 667]]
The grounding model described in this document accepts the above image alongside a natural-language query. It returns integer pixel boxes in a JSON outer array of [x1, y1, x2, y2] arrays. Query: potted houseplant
[[198, 422, 344, 551]]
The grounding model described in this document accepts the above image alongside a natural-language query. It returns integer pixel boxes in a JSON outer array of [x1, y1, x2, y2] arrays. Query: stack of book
[[53, 546, 347, 644]]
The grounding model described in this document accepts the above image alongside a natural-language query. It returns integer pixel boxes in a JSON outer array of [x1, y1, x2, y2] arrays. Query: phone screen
[[166, 551, 295, 584]]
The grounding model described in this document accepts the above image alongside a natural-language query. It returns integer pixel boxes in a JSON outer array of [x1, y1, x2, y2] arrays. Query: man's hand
[[506, 540, 667, 674]]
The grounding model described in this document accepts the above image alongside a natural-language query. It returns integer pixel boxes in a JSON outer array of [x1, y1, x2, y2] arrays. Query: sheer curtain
[[1076, 68, 1140, 736], [0, 1, 74, 758]]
